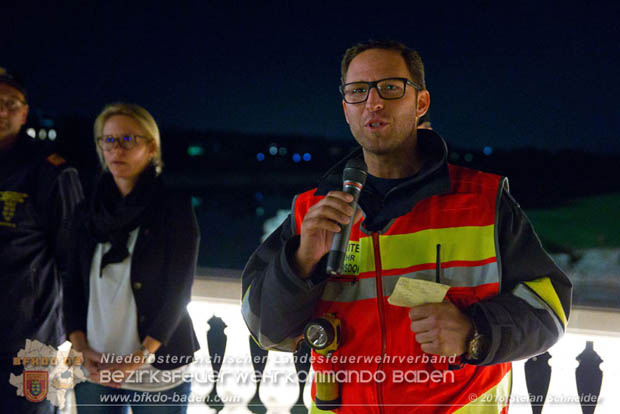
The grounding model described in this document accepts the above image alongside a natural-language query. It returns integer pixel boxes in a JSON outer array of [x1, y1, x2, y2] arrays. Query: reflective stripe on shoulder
[[512, 278, 567, 333], [454, 368, 511, 413]]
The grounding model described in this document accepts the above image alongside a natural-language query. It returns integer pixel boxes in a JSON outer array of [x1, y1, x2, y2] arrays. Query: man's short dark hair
[[340, 40, 426, 90]]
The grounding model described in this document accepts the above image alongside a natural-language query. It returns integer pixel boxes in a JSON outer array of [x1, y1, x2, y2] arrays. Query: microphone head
[[343, 158, 368, 185]]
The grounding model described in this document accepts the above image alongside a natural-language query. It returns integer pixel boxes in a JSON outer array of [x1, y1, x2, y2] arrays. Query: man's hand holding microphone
[[294, 159, 367, 279]]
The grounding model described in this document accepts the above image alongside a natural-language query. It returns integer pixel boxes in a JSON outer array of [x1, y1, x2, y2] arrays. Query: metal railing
[[60, 276, 620, 413]]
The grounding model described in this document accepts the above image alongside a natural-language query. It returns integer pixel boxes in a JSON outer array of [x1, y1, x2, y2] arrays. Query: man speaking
[[241, 40, 571, 413]]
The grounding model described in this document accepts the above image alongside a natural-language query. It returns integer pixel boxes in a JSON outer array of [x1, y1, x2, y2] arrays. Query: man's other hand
[[409, 301, 474, 356]]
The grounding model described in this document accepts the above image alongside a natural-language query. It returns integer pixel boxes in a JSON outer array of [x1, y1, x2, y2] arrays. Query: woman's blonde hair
[[93, 102, 163, 175]]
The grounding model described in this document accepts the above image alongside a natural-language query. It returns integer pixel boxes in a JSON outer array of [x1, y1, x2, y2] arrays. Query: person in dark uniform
[[0, 68, 84, 412]]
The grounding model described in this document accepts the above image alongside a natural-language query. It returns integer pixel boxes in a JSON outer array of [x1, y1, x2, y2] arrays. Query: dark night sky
[[3, 1, 619, 154]]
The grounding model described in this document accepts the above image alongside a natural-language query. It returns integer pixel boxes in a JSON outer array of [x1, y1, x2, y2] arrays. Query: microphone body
[[326, 158, 368, 276]]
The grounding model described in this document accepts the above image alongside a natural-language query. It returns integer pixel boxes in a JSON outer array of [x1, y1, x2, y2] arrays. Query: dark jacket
[[242, 129, 572, 365], [63, 177, 200, 370], [0, 135, 83, 357]]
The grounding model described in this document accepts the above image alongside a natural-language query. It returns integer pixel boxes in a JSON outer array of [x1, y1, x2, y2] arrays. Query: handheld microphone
[[326, 158, 367, 276]]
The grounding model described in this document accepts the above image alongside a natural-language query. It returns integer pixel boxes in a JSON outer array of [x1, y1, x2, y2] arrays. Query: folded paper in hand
[[387, 277, 450, 307]]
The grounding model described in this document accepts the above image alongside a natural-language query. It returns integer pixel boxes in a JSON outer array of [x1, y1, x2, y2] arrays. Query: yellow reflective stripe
[[380, 225, 496, 271], [524, 277, 568, 327], [455, 369, 511, 414], [512, 284, 564, 335], [310, 400, 336, 414], [342, 226, 496, 276], [242, 284, 250, 303], [342, 237, 375, 275]]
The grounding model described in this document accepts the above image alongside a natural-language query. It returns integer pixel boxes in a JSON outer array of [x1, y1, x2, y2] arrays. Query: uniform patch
[[23, 371, 49, 403], [46, 153, 66, 166], [0, 191, 28, 227]]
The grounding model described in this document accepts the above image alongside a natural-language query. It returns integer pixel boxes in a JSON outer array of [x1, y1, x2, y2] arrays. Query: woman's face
[[101, 115, 155, 182]]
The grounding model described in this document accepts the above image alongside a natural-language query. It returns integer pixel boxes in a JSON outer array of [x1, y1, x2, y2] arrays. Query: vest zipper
[[372, 232, 386, 413]]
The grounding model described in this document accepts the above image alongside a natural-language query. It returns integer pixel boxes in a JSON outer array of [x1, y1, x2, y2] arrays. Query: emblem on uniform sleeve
[[46, 153, 66, 166], [0, 191, 28, 227], [23, 371, 49, 403]]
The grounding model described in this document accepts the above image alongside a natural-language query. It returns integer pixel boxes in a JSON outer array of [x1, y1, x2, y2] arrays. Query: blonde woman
[[63, 103, 199, 413]]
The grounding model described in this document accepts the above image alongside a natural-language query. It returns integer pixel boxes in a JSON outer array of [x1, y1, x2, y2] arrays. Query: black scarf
[[85, 165, 161, 275]]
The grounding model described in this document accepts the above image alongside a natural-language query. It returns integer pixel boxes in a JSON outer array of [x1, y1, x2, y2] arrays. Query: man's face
[[0, 83, 28, 144], [342, 49, 429, 157]]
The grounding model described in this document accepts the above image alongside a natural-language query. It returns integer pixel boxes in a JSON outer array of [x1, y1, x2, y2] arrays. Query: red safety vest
[[293, 164, 512, 414]]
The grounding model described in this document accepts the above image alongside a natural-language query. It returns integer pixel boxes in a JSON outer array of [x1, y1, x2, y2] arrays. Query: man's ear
[[342, 100, 350, 125], [416, 90, 430, 118]]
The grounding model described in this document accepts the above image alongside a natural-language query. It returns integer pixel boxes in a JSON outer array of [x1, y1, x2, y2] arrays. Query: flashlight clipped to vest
[[304, 313, 341, 409]]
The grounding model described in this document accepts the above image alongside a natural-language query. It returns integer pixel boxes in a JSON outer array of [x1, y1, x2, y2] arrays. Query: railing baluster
[[249, 336, 268, 413], [525, 351, 552, 414], [291, 342, 311, 413], [575, 341, 603, 414], [206, 316, 227, 412]]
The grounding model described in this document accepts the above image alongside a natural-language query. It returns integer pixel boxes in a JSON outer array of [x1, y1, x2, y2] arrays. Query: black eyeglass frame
[[339, 77, 421, 104], [0, 97, 27, 111], [96, 134, 151, 150]]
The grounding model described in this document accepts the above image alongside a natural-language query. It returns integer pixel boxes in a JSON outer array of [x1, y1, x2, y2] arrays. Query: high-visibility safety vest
[[293, 165, 512, 414]]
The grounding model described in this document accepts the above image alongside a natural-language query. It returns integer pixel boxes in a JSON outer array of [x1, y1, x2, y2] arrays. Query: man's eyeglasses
[[96, 135, 150, 151], [340, 77, 421, 104], [0, 97, 26, 112]]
